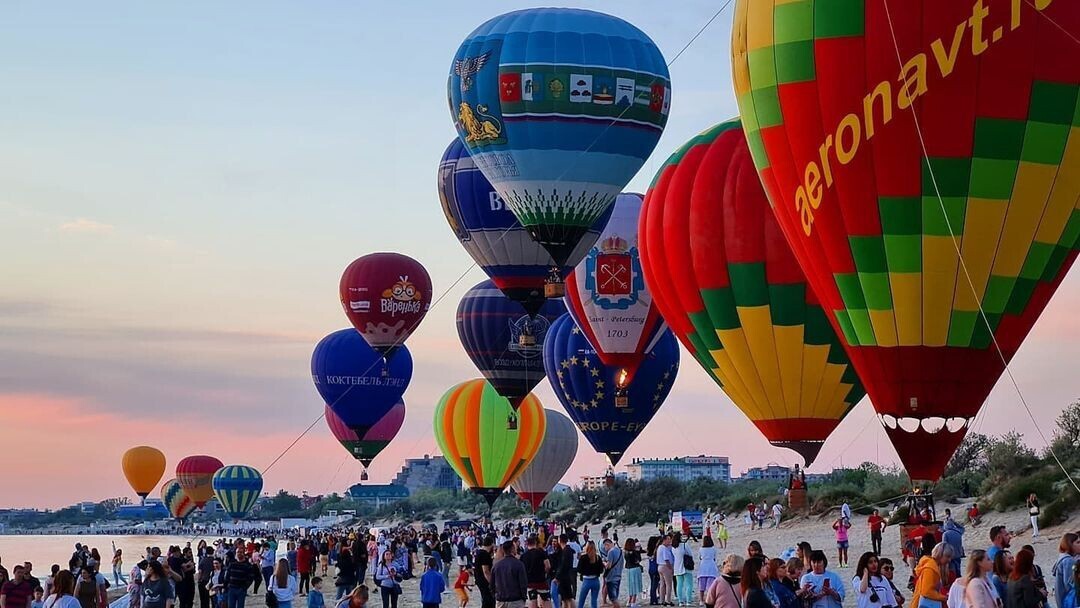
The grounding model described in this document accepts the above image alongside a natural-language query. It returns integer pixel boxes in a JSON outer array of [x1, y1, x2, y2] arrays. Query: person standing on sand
[[657, 536, 675, 607], [869, 511, 887, 556], [420, 558, 446, 608], [911, 543, 952, 608], [832, 518, 852, 568], [1052, 533, 1079, 608], [222, 550, 257, 608], [703, 555, 743, 608], [1025, 495, 1040, 539], [697, 537, 719, 607], [42, 572, 80, 608]]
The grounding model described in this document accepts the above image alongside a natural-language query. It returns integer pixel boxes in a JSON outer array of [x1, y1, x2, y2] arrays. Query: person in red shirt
[[868, 509, 886, 555], [296, 541, 314, 597], [453, 567, 472, 608], [1, 565, 34, 608]]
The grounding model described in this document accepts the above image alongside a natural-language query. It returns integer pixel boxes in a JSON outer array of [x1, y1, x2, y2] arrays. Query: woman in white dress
[[697, 537, 719, 606]]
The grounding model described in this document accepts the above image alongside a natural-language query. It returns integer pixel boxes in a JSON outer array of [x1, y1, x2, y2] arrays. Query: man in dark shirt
[[555, 535, 577, 608], [1, 566, 34, 608], [197, 550, 215, 608], [491, 541, 527, 608], [475, 536, 496, 608], [19, 564, 38, 596], [520, 535, 551, 608], [223, 551, 258, 608]]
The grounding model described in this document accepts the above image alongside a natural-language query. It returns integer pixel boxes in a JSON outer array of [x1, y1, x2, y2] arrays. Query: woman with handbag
[[334, 549, 357, 601], [911, 544, 953, 608], [266, 559, 297, 608], [703, 555, 744, 608], [374, 551, 400, 608]]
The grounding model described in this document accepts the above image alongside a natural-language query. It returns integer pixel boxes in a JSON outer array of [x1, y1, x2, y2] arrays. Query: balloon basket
[[361, 470, 369, 481], [614, 390, 628, 408], [506, 412, 518, 431], [787, 487, 808, 513], [517, 333, 537, 348], [544, 282, 565, 298]]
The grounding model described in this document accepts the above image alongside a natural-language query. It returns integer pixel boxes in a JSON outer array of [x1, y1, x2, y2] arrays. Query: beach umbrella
[[121, 446, 166, 504], [311, 328, 413, 439], [325, 400, 405, 468], [212, 465, 263, 520], [433, 379, 546, 507], [543, 313, 679, 466], [456, 279, 565, 409], [564, 192, 666, 392], [339, 252, 431, 360], [639, 119, 865, 466], [438, 139, 612, 315], [511, 409, 578, 511], [176, 455, 223, 509], [732, 0, 1079, 480], [448, 8, 671, 295], [160, 478, 196, 521]]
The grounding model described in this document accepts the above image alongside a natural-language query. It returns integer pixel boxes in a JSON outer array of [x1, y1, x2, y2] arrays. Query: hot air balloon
[[212, 465, 263, 520], [433, 379, 546, 507], [339, 253, 431, 359], [122, 446, 166, 504], [639, 120, 865, 466], [565, 193, 667, 397], [325, 401, 405, 469], [160, 478, 196, 521], [732, 1, 1079, 480], [448, 8, 671, 296], [439, 139, 613, 315], [543, 313, 679, 465], [456, 280, 565, 410], [511, 409, 578, 511], [176, 455, 223, 509], [312, 329, 413, 439]]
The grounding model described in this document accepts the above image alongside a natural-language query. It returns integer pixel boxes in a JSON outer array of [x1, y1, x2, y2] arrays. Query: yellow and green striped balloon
[[433, 379, 546, 506], [212, 465, 262, 520]]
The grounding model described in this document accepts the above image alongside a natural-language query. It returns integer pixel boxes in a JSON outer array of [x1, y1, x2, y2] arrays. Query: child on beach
[[832, 517, 852, 568], [307, 577, 325, 608], [30, 587, 44, 608], [453, 567, 472, 608]]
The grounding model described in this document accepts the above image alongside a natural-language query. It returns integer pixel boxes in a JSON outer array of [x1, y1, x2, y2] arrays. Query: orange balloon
[[122, 446, 166, 500]]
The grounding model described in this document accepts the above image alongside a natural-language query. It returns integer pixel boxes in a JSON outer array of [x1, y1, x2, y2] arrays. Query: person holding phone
[[798, 552, 844, 608]]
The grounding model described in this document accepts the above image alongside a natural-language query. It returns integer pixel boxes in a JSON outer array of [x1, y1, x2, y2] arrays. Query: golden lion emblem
[[459, 102, 502, 143]]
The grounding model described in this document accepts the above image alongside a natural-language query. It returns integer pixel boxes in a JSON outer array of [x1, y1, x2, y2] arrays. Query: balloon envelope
[[639, 119, 865, 466], [325, 400, 405, 467], [212, 465, 263, 520], [176, 455, 223, 508], [122, 446, 166, 500], [543, 313, 679, 465], [565, 193, 666, 387], [160, 478, 196, 521], [448, 8, 671, 268], [439, 139, 611, 314], [433, 379, 546, 507], [339, 252, 431, 357], [511, 409, 578, 511], [456, 280, 565, 408], [311, 329, 413, 438], [732, 1, 1079, 480]]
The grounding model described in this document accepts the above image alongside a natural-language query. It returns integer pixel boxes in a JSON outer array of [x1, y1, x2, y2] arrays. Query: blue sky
[[0, 1, 1076, 507]]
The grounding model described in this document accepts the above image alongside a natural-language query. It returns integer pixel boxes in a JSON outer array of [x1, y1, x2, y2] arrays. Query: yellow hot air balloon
[[122, 446, 166, 504], [433, 379, 546, 507]]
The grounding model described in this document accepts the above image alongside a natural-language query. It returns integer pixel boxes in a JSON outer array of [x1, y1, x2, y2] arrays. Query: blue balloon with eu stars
[[543, 312, 679, 466]]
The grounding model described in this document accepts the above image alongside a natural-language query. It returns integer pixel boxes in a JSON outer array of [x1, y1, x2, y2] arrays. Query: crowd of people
[[2, 502, 1079, 608]]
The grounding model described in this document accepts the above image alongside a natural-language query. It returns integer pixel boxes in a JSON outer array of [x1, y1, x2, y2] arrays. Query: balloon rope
[[880, 0, 1080, 495], [667, 1, 734, 65], [1022, 0, 1080, 46]]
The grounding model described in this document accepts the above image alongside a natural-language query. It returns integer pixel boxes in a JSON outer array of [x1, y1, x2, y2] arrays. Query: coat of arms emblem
[[584, 235, 642, 310]]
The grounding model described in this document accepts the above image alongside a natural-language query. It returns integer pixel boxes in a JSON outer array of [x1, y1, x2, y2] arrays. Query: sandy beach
[[316, 504, 1078, 608]]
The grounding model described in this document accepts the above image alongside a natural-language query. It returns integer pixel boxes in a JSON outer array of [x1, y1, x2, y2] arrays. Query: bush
[[986, 468, 1058, 511]]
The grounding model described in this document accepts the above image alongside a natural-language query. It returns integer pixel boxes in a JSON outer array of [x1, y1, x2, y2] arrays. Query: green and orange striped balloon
[[732, 0, 1079, 480], [640, 119, 864, 466], [433, 379, 546, 506]]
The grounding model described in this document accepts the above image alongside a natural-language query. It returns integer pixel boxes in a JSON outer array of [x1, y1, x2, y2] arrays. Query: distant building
[[738, 463, 791, 482], [579, 472, 628, 491], [77, 502, 96, 515], [345, 484, 410, 508], [392, 455, 460, 492], [625, 456, 731, 483]]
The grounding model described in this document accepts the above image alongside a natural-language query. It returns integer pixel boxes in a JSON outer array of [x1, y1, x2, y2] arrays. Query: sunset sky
[[1, 1, 1077, 509]]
